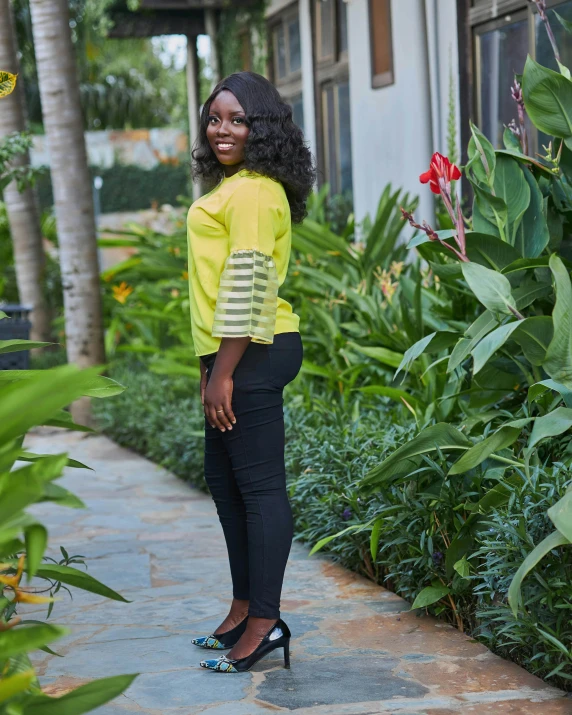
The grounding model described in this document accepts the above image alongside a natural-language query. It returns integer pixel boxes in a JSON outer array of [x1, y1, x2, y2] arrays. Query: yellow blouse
[[186, 169, 300, 357]]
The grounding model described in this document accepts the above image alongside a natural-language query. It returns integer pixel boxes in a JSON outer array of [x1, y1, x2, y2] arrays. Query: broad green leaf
[[548, 490, 572, 541], [527, 407, 572, 450], [411, 585, 450, 610], [361, 423, 471, 488], [395, 333, 436, 377], [24, 524, 48, 581], [513, 316, 554, 365], [300, 361, 333, 379], [0, 670, 35, 703], [0, 624, 67, 659], [308, 523, 365, 556], [543, 254, 572, 387], [348, 342, 403, 369], [34, 564, 130, 602], [471, 321, 521, 374], [18, 452, 92, 471], [461, 262, 517, 316], [514, 166, 549, 258], [467, 121, 496, 186], [522, 56, 572, 140], [492, 155, 530, 246], [513, 280, 552, 310], [0, 71, 17, 98], [555, 10, 572, 34], [528, 379, 572, 408], [470, 180, 508, 240], [0, 456, 68, 526], [22, 674, 138, 715], [358, 385, 420, 406], [453, 556, 470, 578], [0, 365, 104, 446], [448, 421, 528, 475], [42, 483, 86, 509], [448, 311, 498, 372], [0, 340, 52, 355], [508, 530, 569, 616], [503, 126, 522, 153], [465, 233, 521, 270]]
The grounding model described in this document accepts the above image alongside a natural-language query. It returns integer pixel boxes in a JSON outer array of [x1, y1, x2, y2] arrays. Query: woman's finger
[[223, 394, 236, 426], [208, 404, 227, 432]]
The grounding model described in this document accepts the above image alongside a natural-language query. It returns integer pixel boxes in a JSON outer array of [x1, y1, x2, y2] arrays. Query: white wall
[[346, 0, 451, 230]]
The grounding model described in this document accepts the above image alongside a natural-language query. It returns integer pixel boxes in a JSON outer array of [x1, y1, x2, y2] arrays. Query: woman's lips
[[216, 143, 235, 152]]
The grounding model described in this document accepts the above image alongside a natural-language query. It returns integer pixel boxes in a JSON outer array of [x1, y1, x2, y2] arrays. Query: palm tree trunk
[[28, 0, 105, 372], [0, 0, 50, 343]]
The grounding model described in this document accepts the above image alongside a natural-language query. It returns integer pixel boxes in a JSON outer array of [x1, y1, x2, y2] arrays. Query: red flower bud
[[419, 152, 461, 194]]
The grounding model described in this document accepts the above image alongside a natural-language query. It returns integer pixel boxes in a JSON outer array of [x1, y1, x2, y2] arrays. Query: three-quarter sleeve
[[212, 179, 283, 343]]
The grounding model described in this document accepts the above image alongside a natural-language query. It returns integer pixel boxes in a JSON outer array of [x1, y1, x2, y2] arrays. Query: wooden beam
[[109, 10, 205, 37], [140, 0, 257, 8]]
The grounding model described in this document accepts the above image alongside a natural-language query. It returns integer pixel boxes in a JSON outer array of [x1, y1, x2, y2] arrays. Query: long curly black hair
[[191, 71, 316, 224]]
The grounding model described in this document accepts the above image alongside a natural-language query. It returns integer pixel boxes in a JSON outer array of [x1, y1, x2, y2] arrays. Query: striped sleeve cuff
[[212, 249, 279, 343]]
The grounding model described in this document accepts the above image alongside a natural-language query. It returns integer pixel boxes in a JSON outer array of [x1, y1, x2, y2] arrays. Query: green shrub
[[36, 162, 191, 214]]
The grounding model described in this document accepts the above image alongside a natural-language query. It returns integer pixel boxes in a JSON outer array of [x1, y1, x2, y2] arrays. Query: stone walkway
[[23, 428, 572, 715]]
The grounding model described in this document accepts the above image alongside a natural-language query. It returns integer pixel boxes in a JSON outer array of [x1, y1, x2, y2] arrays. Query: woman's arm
[[203, 336, 251, 431]]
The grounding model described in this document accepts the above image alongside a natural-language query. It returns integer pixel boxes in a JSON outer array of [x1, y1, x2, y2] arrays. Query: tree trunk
[[0, 0, 50, 343], [29, 0, 105, 425]]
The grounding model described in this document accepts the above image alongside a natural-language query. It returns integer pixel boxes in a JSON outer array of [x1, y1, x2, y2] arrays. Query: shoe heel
[[283, 638, 290, 669]]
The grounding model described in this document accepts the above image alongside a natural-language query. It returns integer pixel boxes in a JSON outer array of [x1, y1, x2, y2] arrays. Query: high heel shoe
[[199, 617, 291, 672], [191, 614, 249, 649]]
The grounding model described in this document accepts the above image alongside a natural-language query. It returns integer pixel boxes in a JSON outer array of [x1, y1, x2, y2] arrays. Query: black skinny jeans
[[200, 331, 303, 620]]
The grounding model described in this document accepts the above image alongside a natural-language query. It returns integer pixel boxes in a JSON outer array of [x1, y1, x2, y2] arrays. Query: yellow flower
[[171, 289, 180, 298], [15, 591, 56, 605], [112, 282, 133, 305], [390, 261, 404, 278], [0, 555, 24, 589], [181, 271, 189, 280]]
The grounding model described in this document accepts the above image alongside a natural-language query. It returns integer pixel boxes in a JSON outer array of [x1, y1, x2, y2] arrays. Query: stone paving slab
[[21, 428, 572, 714]]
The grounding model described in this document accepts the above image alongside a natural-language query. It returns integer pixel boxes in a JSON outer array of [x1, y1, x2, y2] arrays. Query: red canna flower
[[419, 153, 461, 194]]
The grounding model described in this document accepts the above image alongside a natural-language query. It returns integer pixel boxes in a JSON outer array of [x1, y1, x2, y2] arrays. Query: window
[[369, 0, 394, 88], [268, 4, 305, 134], [322, 82, 353, 194], [313, 0, 353, 197], [271, 8, 302, 82], [472, 0, 572, 149]]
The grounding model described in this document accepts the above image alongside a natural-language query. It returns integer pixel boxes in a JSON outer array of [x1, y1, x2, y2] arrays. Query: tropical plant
[[0, 311, 137, 712], [1, 1, 50, 342]]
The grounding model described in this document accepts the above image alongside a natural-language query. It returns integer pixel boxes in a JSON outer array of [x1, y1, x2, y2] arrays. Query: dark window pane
[[288, 17, 302, 73], [479, 18, 528, 147], [318, 0, 335, 60], [338, 0, 348, 54], [337, 82, 352, 193], [536, 1, 572, 72], [274, 25, 287, 79], [291, 93, 304, 133]]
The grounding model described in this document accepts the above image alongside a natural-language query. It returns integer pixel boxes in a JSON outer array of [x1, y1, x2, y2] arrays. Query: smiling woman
[[186, 70, 316, 675]]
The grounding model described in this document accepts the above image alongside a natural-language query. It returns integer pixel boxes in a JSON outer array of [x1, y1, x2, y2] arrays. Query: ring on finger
[[216, 409, 224, 413]]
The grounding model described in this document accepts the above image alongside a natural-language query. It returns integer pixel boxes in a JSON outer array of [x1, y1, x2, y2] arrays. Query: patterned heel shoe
[[191, 615, 249, 650], [199, 617, 291, 672]]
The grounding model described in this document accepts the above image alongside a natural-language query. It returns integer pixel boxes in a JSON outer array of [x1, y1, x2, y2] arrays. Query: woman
[[186, 71, 316, 673]]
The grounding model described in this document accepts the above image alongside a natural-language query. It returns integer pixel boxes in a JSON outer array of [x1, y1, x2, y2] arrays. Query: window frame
[[269, 5, 303, 87], [468, 0, 572, 157], [368, 0, 395, 89]]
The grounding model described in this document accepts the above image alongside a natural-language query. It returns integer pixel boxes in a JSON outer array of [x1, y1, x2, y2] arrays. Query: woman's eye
[[233, 117, 244, 124], [208, 116, 218, 124]]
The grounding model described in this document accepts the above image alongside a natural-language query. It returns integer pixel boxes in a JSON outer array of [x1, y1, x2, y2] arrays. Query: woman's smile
[[206, 89, 250, 173]]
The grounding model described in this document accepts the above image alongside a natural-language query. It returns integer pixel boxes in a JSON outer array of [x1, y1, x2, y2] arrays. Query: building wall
[[346, 0, 434, 228], [30, 127, 188, 170]]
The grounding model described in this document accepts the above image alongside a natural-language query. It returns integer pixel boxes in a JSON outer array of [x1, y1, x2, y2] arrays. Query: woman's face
[[206, 90, 250, 171]]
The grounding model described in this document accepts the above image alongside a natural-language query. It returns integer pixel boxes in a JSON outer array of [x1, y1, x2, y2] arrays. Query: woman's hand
[[204, 373, 236, 431]]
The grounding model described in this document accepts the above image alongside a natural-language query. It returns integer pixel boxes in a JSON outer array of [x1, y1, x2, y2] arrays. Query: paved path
[[23, 428, 572, 715]]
